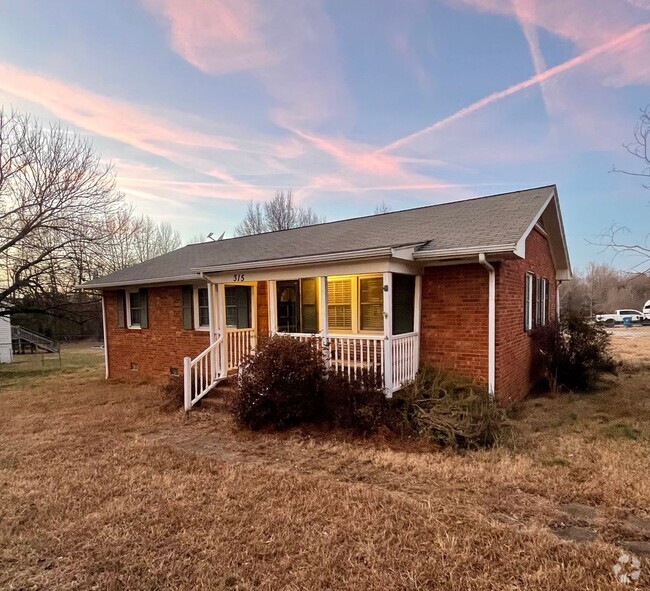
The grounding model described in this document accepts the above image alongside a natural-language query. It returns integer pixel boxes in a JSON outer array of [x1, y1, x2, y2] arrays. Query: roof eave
[[193, 246, 400, 274], [413, 244, 518, 261], [77, 274, 202, 290]]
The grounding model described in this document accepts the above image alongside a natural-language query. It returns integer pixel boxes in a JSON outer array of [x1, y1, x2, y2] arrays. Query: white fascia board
[[192, 247, 394, 274], [76, 274, 202, 290], [514, 187, 572, 280], [513, 189, 555, 258]]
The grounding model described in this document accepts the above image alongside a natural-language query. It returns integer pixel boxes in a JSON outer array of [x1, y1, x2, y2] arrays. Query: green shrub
[[533, 313, 617, 392], [233, 335, 325, 430], [322, 369, 386, 435], [387, 366, 510, 449]]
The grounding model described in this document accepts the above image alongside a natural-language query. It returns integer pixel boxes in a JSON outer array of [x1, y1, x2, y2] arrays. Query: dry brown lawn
[[1, 335, 650, 590]]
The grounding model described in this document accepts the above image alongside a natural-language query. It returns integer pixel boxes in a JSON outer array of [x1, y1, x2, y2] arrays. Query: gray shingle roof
[[82, 185, 556, 288]]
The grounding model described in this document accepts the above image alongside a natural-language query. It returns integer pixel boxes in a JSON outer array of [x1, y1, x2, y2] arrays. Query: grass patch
[[1, 337, 649, 589], [601, 422, 643, 441], [0, 342, 104, 387]]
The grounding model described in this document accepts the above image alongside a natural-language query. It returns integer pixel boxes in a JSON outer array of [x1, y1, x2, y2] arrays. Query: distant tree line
[[561, 263, 650, 317]]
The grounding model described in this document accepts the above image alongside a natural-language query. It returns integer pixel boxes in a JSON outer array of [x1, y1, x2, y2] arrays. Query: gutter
[[478, 253, 496, 399]]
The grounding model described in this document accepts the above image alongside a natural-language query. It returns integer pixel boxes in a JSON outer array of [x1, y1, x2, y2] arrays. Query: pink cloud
[[0, 63, 272, 200], [143, 0, 351, 126], [382, 22, 650, 152]]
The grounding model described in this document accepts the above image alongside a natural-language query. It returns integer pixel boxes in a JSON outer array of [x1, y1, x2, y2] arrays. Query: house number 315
[[233, 274, 245, 282]]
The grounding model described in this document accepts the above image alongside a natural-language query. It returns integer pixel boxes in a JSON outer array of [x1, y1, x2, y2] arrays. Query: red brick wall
[[257, 281, 269, 336], [494, 228, 557, 401], [105, 282, 271, 382], [104, 286, 210, 382], [418, 228, 558, 401], [420, 264, 489, 385]]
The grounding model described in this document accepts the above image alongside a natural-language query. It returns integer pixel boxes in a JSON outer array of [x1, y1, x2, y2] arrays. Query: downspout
[[478, 254, 496, 399], [101, 293, 109, 380]]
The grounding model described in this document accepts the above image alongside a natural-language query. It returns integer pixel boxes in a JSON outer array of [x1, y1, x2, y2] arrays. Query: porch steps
[[200, 379, 237, 411]]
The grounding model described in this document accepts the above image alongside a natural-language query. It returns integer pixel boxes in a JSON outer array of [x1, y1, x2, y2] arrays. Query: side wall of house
[[104, 281, 270, 382], [418, 228, 558, 401], [495, 228, 557, 401], [419, 264, 489, 385]]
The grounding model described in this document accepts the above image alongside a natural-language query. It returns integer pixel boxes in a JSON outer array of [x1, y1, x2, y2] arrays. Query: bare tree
[[560, 262, 650, 316], [0, 110, 123, 316], [605, 105, 650, 271], [235, 190, 324, 236], [374, 201, 391, 214]]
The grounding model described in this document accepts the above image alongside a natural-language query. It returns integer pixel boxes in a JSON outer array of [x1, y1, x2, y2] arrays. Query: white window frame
[[193, 286, 210, 331], [326, 274, 384, 335], [524, 273, 534, 332], [126, 288, 142, 330]]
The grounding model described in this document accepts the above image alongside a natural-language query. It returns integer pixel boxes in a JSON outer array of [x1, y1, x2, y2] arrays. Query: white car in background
[[644, 300, 650, 320], [595, 309, 645, 326]]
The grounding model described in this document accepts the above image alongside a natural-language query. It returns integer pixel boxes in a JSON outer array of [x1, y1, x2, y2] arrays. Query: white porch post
[[217, 283, 227, 377], [208, 282, 217, 381], [319, 276, 329, 367], [208, 282, 216, 346], [383, 272, 393, 396], [268, 280, 277, 335], [414, 274, 422, 377]]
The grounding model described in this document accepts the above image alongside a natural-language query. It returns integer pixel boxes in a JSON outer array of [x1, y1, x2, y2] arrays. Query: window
[[196, 287, 209, 328], [300, 278, 319, 333], [225, 285, 251, 329], [359, 276, 383, 331], [126, 289, 147, 329], [540, 278, 549, 326], [524, 273, 534, 331], [392, 274, 415, 335], [327, 278, 352, 331]]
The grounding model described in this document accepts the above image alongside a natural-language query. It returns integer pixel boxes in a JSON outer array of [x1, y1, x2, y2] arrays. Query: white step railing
[[226, 328, 256, 371], [391, 332, 419, 391], [183, 336, 225, 410]]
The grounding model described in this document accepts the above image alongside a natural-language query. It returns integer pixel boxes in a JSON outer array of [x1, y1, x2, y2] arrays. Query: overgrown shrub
[[233, 336, 325, 430], [533, 313, 617, 392], [387, 366, 510, 449], [322, 369, 386, 435], [159, 376, 184, 412]]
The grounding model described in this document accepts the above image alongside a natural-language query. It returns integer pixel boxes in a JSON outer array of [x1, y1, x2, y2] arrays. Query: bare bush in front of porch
[[234, 336, 325, 430], [322, 370, 386, 435], [388, 366, 511, 449]]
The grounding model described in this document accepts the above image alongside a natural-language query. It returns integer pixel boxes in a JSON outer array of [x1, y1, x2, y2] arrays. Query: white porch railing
[[391, 332, 419, 391], [183, 336, 225, 410], [226, 328, 256, 371], [328, 334, 384, 382], [278, 332, 417, 393]]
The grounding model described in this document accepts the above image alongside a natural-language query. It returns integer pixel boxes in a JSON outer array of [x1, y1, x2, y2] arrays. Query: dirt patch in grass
[[1, 344, 650, 589]]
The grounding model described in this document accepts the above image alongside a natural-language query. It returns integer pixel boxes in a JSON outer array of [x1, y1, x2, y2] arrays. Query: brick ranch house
[[81, 185, 571, 409]]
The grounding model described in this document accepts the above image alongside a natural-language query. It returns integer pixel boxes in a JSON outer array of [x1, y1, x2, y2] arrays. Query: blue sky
[[0, 0, 649, 271]]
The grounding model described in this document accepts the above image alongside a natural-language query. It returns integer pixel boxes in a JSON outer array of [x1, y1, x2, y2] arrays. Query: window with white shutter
[[327, 278, 352, 331], [359, 276, 383, 331]]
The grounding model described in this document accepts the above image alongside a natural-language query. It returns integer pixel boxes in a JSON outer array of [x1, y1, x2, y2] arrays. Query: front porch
[[184, 269, 422, 410]]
